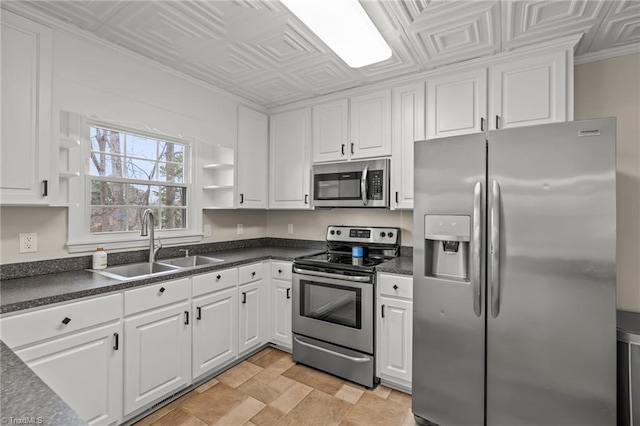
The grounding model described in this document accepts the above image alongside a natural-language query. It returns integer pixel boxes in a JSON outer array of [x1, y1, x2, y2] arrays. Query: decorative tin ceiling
[[6, 0, 640, 108]]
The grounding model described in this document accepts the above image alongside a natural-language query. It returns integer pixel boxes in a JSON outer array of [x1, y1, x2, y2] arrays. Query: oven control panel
[[326, 226, 400, 245]]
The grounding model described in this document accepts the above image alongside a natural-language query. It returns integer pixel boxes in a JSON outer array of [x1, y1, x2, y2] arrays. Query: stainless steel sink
[[157, 255, 224, 268], [91, 262, 181, 280]]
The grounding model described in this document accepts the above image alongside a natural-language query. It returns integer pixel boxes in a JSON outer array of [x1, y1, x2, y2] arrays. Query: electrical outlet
[[237, 224, 244, 235], [287, 224, 294, 234], [19, 232, 38, 253], [203, 224, 212, 237]]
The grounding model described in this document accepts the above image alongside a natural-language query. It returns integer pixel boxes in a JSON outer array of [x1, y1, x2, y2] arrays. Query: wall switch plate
[[19, 232, 38, 253], [287, 224, 294, 234], [203, 224, 212, 237], [237, 224, 244, 235]]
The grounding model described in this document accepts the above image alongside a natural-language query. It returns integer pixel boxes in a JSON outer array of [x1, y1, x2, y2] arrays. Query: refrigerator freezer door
[[413, 133, 487, 425], [486, 118, 617, 425]]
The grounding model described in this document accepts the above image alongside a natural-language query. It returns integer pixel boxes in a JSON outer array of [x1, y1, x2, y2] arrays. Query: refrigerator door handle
[[490, 180, 501, 318], [472, 182, 482, 317], [361, 165, 369, 206]]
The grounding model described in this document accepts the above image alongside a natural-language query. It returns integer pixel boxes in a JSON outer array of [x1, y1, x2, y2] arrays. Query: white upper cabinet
[[312, 100, 349, 163], [350, 89, 392, 159], [237, 105, 268, 208], [270, 108, 312, 209], [311, 90, 392, 163], [0, 11, 53, 205], [426, 69, 488, 139], [392, 82, 425, 210], [489, 51, 568, 130]]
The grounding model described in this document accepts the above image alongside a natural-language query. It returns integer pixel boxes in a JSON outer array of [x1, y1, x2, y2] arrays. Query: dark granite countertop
[[377, 256, 413, 276], [1, 246, 323, 314], [0, 341, 87, 425]]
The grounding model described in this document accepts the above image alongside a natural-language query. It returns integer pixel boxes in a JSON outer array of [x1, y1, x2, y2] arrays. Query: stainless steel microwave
[[312, 159, 390, 208]]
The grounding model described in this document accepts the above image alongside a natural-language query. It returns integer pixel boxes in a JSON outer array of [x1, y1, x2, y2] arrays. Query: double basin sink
[[91, 255, 224, 280]]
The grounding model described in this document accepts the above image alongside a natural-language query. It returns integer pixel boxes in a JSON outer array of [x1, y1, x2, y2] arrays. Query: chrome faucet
[[140, 208, 162, 263]]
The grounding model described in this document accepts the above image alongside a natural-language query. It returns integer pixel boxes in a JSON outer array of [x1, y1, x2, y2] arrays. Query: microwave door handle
[[361, 165, 369, 206]]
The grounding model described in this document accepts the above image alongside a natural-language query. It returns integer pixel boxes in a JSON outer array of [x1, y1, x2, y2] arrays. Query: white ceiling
[[9, 0, 640, 108]]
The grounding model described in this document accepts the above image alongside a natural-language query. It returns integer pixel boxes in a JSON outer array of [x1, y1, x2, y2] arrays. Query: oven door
[[292, 268, 374, 354]]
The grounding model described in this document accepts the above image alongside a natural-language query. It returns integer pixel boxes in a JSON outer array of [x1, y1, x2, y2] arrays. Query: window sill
[[67, 233, 204, 254]]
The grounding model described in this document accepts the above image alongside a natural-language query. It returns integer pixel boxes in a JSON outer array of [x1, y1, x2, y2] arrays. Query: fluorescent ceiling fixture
[[280, 0, 392, 68]]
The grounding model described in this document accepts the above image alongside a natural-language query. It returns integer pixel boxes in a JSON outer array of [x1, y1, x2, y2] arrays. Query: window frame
[[67, 115, 203, 253]]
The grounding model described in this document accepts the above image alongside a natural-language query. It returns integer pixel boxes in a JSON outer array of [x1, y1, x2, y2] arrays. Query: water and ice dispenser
[[423, 215, 471, 281]]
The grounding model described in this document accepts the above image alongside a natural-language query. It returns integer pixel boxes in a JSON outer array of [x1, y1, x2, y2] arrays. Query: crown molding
[[574, 43, 640, 65]]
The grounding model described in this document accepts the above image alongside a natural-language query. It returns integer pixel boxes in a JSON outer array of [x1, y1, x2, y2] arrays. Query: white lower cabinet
[[123, 279, 191, 416], [0, 293, 123, 426], [192, 287, 238, 380], [270, 261, 293, 349], [377, 273, 413, 390], [238, 263, 269, 355]]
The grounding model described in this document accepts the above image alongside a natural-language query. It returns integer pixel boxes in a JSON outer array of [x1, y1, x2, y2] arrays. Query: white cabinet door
[[269, 108, 312, 209], [312, 99, 349, 163], [0, 11, 52, 205], [350, 90, 392, 159], [16, 322, 123, 426], [237, 105, 268, 208], [192, 287, 238, 380], [124, 302, 191, 415], [238, 280, 266, 355], [271, 278, 292, 349], [489, 51, 567, 130], [378, 296, 413, 385], [427, 69, 487, 139], [392, 82, 425, 210]]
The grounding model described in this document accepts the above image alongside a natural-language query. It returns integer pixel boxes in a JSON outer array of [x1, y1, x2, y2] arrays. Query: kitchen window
[[66, 114, 202, 253]]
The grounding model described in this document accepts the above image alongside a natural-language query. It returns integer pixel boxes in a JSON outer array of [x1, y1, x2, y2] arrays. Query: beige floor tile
[[401, 408, 417, 426], [238, 377, 287, 404], [281, 364, 344, 395], [214, 396, 266, 426], [250, 406, 285, 426], [217, 361, 264, 388], [252, 356, 295, 385], [268, 381, 313, 414], [340, 392, 407, 426], [370, 384, 392, 399], [334, 384, 364, 405], [276, 389, 352, 426], [268, 375, 295, 394], [195, 377, 219, 393], [182, 383, 248, 424], [249, 348, 289, 368], [134, 391, 196, 426], [149, 408, 208, 426], [247, 348, 274, 364], [388, 389, 412, 409], [244, 423, 259, 426]]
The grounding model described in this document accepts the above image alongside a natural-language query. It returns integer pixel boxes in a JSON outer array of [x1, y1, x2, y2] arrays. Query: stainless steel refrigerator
[[412, 118, 617, 425]]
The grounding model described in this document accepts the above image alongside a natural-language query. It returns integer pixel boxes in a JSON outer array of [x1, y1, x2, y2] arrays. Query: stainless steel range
[[292, 225, 400, 388]]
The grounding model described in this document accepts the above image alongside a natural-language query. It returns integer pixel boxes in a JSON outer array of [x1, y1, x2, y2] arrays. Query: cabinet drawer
[[239, 262, 263, 284], [378, 273, 413, 299], [1, 293, 123, 349], [124, 278, 190, 316], [271, 261, 292, 280], [192, 268, 238, 297]]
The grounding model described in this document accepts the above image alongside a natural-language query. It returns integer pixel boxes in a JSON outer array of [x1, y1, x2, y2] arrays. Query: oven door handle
[[293, 335, 371, 363], [361, 165, 369, 206], [293, 267, 372, 283]]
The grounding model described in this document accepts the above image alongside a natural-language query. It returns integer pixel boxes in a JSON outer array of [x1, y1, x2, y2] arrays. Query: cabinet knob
[[251, 271, 256, 277], [159, 287, 166, 293], [61, 317, 71, 325], [286, 288, 291, 299], [216, 275, 221, 280], [393, 284, 398, 290], [278, 269, 282, 274], [242, 292, 247, 304], [341, 144, 345, 155]]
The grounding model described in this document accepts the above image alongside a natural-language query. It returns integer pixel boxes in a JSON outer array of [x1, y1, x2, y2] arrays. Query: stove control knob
[[330, 230, 335, 235], [380, 232, 386, 238], [336, 230, 342, 235], [388, 232, 394, 238]]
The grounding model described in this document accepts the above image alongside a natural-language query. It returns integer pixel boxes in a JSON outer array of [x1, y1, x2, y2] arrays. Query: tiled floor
[[134, 347, 416, 426]]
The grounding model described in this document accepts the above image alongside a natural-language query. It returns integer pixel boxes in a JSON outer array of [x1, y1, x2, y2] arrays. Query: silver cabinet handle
[[472, 182, 482, 318], [490, 180, 501, 318], [361, 165, 369, 206]]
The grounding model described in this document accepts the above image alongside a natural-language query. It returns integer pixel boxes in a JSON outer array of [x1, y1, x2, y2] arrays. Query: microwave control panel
[[369, 170, 384, 200]]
